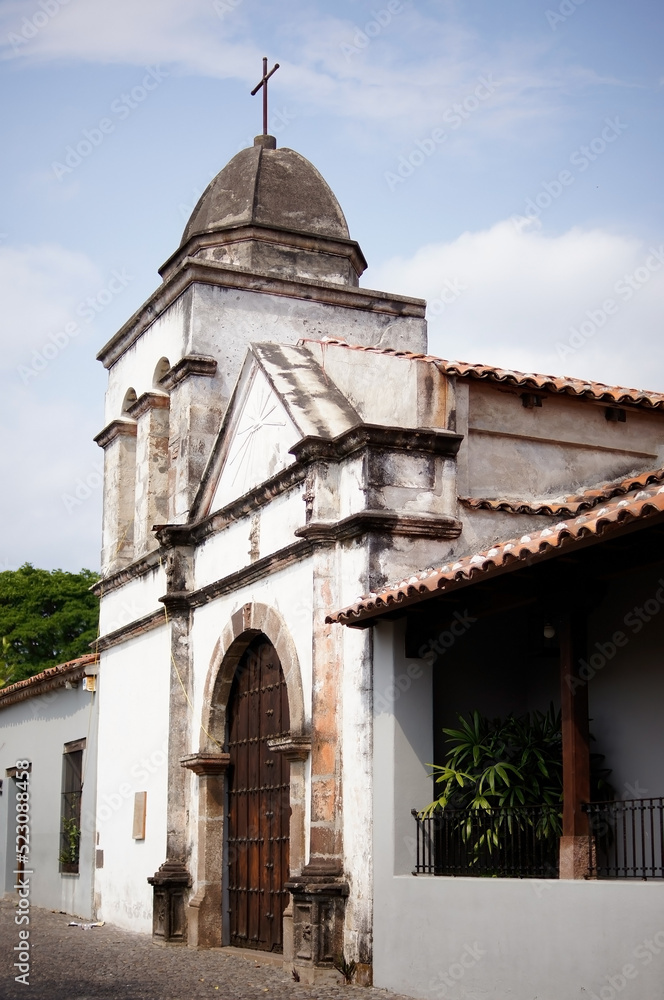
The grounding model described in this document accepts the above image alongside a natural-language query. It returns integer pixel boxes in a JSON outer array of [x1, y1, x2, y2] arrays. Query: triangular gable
[[207, 362, 300, 515], [193, 343, 360, 520]]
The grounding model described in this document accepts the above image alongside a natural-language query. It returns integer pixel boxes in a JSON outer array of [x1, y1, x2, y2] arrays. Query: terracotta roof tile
[[460, 467, 664, 517], [327, 483, 664, 626], [308, 339, 664, 411], [0, 654, 98, 706]]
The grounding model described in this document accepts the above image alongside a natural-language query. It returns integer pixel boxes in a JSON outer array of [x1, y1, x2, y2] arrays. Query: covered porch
[[331, 478, 664, 999]]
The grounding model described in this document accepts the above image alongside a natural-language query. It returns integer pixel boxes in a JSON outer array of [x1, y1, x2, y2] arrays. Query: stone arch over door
[[185, 602, 310, 953]]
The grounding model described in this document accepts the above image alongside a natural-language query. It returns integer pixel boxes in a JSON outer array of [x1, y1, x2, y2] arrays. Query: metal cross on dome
[[251, 57, 280, 135]]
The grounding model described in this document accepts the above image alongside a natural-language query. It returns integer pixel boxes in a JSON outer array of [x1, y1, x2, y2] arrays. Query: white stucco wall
[[372, 620, 664, 1000], [98, 564, 166, 636], [94, 628, 170, 932], [0, 682, 98, 919]]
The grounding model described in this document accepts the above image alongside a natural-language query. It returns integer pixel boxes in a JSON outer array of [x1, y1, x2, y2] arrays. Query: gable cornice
[[96, 258, 426, 370]]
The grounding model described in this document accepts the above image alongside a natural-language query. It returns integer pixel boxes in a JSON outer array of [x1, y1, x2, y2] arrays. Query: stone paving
[[0, 898, 417, 1000]]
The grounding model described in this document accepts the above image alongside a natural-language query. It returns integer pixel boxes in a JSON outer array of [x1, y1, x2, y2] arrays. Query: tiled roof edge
[[460, 467, 664, 517], [303, 339, 664, 411], [0, 654, 98, 708], [328, 484, 664, 625]]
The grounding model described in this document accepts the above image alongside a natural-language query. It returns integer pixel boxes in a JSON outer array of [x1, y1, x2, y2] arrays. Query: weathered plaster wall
[[0, 684, 98, 919], [189, 283, 427, 373], [98, 564, 166, 636], [104, 297, 188, 423], [457, 505, 563, 558], [467, 382, 664, 499], [304, 343, 451, 431], [94, 628, 170, 933], [259, 488, 307, 558]]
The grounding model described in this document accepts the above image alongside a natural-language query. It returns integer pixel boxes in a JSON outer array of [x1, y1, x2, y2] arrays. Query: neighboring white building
[[10, 132, 662, 996], [0, 655, 99, 920]]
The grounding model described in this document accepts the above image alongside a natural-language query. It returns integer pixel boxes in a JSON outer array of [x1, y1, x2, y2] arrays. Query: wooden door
[[227, 636, 290, 951]]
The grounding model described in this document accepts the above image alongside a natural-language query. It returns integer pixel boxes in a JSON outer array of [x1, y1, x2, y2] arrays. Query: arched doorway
[[226, 634, 290, 952]]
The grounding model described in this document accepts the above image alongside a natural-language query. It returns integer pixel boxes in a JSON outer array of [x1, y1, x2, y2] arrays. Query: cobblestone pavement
[[0, 898, 417, 1000]]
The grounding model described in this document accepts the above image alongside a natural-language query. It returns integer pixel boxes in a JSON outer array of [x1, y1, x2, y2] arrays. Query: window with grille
[[59, 739, 85, 874]]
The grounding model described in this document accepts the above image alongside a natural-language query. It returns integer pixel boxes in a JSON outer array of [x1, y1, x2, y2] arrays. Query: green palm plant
[[421, 706, 612, 866]]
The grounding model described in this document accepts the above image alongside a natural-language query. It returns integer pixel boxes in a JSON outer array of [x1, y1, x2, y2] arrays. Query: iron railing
[[412, 805, 560, 879], [584, 798, 664, 880]]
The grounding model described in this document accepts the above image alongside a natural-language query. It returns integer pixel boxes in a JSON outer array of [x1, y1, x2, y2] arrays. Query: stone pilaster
[[286, 863, 349, 984], [94, 419, 137, 574], [160, 355, 220, 523], [180, 753, 230, 948], [127, 392, 170, 559], [148, 540, 195, 943]]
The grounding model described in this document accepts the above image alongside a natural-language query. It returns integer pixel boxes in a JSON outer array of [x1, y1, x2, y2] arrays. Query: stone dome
[[181, 135, 351, 246], [161, 136, 366, 287]]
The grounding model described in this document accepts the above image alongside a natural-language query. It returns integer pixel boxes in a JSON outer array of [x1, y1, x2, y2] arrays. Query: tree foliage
[[0, 564, 99, 687]]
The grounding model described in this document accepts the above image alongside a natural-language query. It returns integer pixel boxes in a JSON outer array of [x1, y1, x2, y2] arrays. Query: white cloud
[[0, 385, 102, 571], [0, 243, 102, 374], [0, 0, 621, 141], [367, 220, 664, 392], [0, 242, 105, 570]]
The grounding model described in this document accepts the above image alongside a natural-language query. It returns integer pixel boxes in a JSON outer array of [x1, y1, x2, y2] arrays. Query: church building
[[84, 125, 664, 999]]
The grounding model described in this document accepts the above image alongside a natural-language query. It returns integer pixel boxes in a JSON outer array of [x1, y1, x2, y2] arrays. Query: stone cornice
[[180, 752, 230, 775], [159, 467, 308, 547], [147, 859, 192, 888], [94, 608, 167, 652], [290, 423, 463, 464], [96, 259, 426, 370], [266, 734, 312, 761], [295, 510, 463, 542], [92, 549, 164, 597], [159, 222, 368, 283], [159, 355, 218, 391], [126, 391, 170, 419], [159, 592, 191, 615], [93, 418, 137, 449]]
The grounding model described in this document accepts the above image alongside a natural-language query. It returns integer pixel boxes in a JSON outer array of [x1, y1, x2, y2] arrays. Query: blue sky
[[0, 0, 662, 572]]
